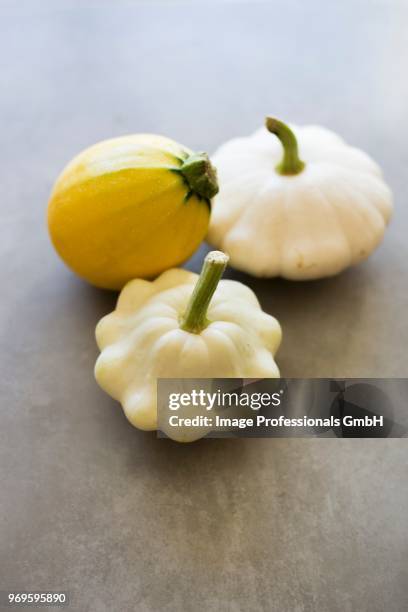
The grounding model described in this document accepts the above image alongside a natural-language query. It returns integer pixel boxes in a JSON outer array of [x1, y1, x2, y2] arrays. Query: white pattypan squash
[[95, 251, 281, 442], [208, 118, 393, 279]]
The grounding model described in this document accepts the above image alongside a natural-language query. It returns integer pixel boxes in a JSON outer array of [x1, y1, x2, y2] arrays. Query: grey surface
[[0, 1, 407, 611]]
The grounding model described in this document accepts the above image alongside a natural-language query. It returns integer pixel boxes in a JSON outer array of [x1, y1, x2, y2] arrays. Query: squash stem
[[179, 152, 219, 201], [180, 251, 229, 334], [265, 117, 305, 175]]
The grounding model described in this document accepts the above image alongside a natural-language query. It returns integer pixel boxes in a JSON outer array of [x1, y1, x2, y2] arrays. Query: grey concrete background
[[0, 1, 407, 611]]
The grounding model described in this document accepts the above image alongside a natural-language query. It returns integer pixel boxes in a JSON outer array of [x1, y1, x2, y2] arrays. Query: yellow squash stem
[[178, 152, 219, 202]]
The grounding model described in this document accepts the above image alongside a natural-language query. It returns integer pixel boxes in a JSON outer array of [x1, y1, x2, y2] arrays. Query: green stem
[[180, 251, 229, 334], [179, 152, 219, 201], [265, 117, 305, 176]]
